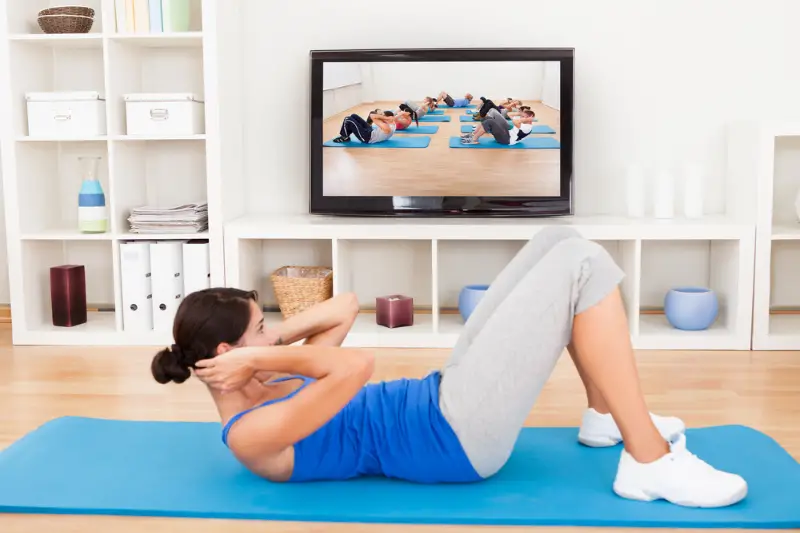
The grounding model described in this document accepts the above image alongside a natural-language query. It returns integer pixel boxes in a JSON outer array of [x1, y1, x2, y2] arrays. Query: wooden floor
[[323, 100, 561, 197], [0, 322, 798, 532]]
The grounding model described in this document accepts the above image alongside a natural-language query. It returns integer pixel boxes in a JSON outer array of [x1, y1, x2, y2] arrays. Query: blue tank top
[[221, 371, 480, 483]]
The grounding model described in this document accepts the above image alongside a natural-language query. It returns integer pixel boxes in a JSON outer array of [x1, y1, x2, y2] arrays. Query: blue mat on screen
[[0, 418, 798, 528], [395, 125, 439, 134], [459, 115, 538, 123], [461, 124, 556, 134], [449, 136, 561, 149], [417, 115, 451, 122], [438, 104, 476, 108], [426, 109, 445, 115], [323, 136, 430, 148]]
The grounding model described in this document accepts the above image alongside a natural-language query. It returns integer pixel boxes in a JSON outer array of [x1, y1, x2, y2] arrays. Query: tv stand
[[225, 214, 754, 350]]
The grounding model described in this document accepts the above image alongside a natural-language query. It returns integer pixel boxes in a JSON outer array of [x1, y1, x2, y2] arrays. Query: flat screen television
[[309, 48, 574, 217]]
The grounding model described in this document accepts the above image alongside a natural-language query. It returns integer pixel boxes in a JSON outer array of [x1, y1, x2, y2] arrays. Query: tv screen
[[310, 48, 573, 217]]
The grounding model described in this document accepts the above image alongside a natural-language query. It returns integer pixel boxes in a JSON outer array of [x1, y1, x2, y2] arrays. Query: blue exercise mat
[[461, 124, 556, 134], [0, 418, 798, 528], [323, 136, 430, 148], [417, 115, 451, 122], [438, 104, 476, 109], [459, 115, 538, 123], [426, 109, 445, 115], [395, 126, 439, 134], [450, 136, 561, 149]]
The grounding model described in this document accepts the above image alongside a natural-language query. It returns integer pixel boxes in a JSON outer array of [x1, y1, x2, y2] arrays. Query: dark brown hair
[[398, 103, 419, 127], [151, 288, 258, 384], [523, 109, 536, 117]]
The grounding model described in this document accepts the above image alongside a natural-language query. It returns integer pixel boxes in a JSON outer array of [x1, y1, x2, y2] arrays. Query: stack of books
[[127, 203, 208, 234], [115, 0, 192, 34]]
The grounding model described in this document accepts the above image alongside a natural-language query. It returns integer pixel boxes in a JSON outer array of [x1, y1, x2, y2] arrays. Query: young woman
[[394, 104, 420, 130], [438, 91, 473, 107], [403, 97, 437, 119], [332, 110, 396, 144], [151, 227, 747, 508], [462, 108, 536, 146]]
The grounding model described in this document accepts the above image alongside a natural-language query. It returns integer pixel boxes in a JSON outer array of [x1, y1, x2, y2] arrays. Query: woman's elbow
[[337, 292, 360, 322]]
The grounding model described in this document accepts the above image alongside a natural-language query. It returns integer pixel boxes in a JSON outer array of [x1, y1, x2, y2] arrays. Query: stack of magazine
[[128, 203, 208, 234]]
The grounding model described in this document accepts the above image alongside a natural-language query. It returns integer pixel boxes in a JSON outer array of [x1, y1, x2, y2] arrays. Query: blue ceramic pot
[[459, 284, 490, 322], [664, 287, 719, 331]]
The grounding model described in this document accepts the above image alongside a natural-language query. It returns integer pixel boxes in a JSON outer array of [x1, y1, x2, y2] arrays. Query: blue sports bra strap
[[221, 374, 315, 446]]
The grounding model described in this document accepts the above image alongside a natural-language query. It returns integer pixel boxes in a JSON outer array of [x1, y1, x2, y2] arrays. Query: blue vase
[[664, 287, 718, 331], [458, 284, 490, 322]]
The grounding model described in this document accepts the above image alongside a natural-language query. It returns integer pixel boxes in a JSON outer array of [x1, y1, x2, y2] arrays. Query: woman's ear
[[216, 342, 234, 356]]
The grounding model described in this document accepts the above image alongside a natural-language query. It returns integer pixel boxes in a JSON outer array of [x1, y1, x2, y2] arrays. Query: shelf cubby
[[767, 241, 800, 342], [20, 239, 115, 340], [637, 239, 747, 349], [8, 40, 105, 138], [15, 140, 110, 237], [111, 139, 206, 235], [105, 37, 204, 136], [6, 0, 105, 35]]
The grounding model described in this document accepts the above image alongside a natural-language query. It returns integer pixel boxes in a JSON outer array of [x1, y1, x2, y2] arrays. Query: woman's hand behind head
[[195, 348, 257, 394]]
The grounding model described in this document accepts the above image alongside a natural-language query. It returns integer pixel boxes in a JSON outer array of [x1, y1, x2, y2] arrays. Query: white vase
[[653, 169, 675, 219], [625, 164, 645, 218], [683, 164, 705, 219]]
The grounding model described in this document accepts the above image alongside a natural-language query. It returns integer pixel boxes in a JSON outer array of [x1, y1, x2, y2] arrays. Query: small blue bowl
[[664, 287, 719, 331], [459, 284, 490, 322]]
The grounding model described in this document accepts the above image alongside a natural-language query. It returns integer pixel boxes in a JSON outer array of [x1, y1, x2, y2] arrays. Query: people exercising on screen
[[333, 110, 396, 144], [438, 91, 473, 107], [462, 108, 536, 146]]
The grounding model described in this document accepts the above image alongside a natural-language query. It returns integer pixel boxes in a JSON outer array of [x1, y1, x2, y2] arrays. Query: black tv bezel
[[309, 48, 574, 217]]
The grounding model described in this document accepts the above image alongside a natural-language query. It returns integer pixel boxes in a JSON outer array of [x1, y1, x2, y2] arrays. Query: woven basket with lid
[[270, 266, 333, 318]]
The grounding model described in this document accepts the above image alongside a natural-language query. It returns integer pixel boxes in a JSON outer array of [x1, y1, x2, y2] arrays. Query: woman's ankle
[[625, 437, 670, 464]]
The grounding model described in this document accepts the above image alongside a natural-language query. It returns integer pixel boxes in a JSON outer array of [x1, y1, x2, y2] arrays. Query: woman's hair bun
[[151, 345, 192, 384]]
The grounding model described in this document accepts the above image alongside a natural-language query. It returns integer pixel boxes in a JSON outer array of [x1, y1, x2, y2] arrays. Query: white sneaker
[[578, 408, 685, 447], [613, 434, 747, 508]]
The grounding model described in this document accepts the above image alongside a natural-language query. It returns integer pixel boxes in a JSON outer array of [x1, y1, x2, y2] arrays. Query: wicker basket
[[271, 266, 333, 318], [38, 14, 94, 33], [38, 6, 95, 17]]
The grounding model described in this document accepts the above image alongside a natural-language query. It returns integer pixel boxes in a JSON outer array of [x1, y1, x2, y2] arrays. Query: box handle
[[149, 108, 169, 121], [53, 110, 72, 121]]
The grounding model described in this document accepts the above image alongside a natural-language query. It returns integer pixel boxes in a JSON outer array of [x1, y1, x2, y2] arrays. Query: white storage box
[[124, 93, 205, 136], [25, 91, 106, 138]]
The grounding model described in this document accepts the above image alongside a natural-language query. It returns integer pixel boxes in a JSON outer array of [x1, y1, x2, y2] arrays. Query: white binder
[[150, 241, 186, 332], [119, 242, 154, 332], [182, 240, 211, 296]]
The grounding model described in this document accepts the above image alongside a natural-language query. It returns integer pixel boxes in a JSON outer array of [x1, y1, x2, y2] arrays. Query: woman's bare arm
[[196, 346, 374, 458], [272, 293, 359, 346]]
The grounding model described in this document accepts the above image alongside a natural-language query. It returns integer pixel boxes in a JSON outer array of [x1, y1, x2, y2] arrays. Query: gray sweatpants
[[438, 227, 625, 478]]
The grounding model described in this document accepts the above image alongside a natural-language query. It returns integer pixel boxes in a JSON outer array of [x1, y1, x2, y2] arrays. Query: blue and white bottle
[[78, 156, 108, 233]]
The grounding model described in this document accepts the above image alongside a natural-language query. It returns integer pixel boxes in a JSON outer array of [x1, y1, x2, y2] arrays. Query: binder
[[119, 242, 154, 332], [150, 241, 186, 332], [182, 240, 210, 296]]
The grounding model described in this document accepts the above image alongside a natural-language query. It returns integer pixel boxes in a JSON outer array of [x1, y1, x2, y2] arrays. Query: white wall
[[0, 157, 9, 304], [365, 61, 544, 102], [239, 0, 800, 217], [542, 61, 560, 111]]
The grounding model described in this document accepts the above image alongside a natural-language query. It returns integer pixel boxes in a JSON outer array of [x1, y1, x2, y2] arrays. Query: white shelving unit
[[0, 0, 238, 345], [225, 215, 755, 350], [733, 122, 800, 350]]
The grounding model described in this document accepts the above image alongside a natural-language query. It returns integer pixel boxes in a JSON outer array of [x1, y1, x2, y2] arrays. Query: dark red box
[[376, 295, 414, 328], [50, 265, 87, 327]]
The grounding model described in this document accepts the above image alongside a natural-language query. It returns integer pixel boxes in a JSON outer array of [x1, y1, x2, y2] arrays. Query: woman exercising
[[151, 227, 747, 508], [403, 97, 437, 118], [332, 110, 396, 144], [462, 108, 536, 145], [394, 104, 420, 130]]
